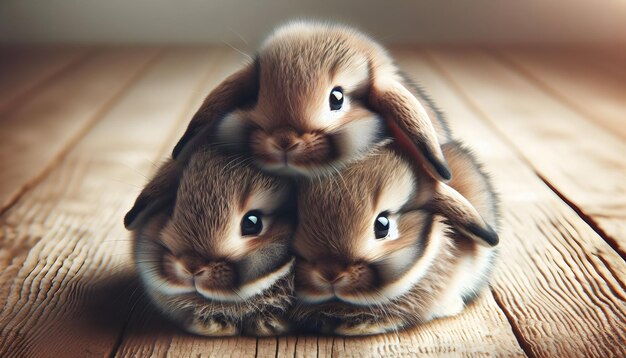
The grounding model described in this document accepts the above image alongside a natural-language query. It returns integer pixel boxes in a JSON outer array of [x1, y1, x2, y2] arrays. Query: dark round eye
[[329, 87, 344, 111], [374, 213, 390, 239], [241, 210, 263, 236]]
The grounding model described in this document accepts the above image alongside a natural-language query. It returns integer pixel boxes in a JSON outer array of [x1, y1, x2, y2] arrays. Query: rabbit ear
[[172, 60, 259, 159], [430, 182, 499, 247], [124, 159, 181, 230], [369, 77, 451, 181]]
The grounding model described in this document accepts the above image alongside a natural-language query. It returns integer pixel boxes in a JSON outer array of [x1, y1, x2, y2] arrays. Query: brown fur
[[291, 142, 499, 335], [126, 147, 297, 336], [172, 21, 451, 180]]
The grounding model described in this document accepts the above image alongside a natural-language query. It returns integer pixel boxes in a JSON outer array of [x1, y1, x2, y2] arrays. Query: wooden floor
[[0, 46, 624, 357]]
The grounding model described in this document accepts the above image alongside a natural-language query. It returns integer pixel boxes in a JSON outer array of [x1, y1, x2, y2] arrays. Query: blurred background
[[1, 0, 626, 46]]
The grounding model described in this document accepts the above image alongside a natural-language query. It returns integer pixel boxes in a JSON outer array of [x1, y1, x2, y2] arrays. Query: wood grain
[[496, 49, 626, 139], [423, 49, 626, 257], [117, 292, 524, 357], [1, 46, 624, 358], [394, 49, 626, 358], [0, 47, 160, 213], [0, 48, 226, 358], [0, 47, 92, 115]]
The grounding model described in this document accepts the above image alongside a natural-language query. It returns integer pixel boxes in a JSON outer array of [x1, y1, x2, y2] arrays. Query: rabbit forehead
[[169, 151, 287, 252], [295, 149, 417, 258], [255, 26, 371, 127]]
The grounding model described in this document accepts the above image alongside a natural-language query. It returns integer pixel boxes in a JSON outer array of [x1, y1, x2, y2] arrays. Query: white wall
[[1, 0, 626, 45]]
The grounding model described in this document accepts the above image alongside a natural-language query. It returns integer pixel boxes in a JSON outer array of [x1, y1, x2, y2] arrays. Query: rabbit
[[290, 141, 499, 336], [124, 147, 297, 336], [171, 20, 453, 180]]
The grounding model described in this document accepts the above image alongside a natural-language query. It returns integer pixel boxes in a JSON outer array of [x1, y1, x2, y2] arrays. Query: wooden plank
[[0, 46, 92, 114], [393, 49, 626, 357], [117, 291, 523, 357], [0, 48, 227, 358], [0, 47, 160, 213], [494, 49, 626, 138], [425, 49, 626, 256], [115, 57, 523, 358]]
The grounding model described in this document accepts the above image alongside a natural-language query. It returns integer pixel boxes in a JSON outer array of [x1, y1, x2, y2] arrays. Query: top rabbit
[[172, 21, 452, 179]]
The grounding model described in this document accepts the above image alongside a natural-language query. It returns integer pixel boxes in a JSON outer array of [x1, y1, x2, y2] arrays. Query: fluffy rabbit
[[291, 141, 499, 335], [172, 21, 452, 180], [124, 148, 297, 336]]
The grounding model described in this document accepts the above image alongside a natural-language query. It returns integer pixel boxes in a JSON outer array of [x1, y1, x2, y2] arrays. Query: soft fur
[[291, 142, 499, 335], [126, 148, 297, 336], [172, 21, 451, 180]]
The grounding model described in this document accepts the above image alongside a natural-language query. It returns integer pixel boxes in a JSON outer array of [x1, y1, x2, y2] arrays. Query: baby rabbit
[[291, 142, 499, 335], [172, 21, 452, 180], [124, 147, 297, 336]]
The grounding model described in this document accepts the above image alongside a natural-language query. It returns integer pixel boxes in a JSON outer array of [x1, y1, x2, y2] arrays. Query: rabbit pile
[[124, 21, 500, 336]]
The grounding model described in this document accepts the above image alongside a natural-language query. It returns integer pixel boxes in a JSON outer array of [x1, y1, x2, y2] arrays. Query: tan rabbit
[[124, 147, 297, 336], [172, 21, 452, 180], [291, 141, 499, 335]]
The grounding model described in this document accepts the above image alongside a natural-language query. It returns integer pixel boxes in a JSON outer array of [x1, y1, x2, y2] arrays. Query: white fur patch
[[337, 115, 383, 159]]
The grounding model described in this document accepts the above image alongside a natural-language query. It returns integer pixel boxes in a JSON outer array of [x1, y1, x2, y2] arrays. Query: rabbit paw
[[334, 318, 403, 336], [429, 295, 465, 320], [243, 315, 289, 336], [184, 316, 239, 336]]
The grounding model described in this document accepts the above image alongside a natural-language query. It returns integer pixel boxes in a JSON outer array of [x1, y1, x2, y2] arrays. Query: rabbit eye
[[241, 210, 263, 236], [329, 87, 344, 111], [374, 213, 390, 239]]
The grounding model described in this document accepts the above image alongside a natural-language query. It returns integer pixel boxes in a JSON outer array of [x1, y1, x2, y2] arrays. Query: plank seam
[[490, 288, 536, 358], [0, 48, 164, 217], [489, 49, 625, 141], [422, 49, 626, 263], [534, 172, 626, 261]]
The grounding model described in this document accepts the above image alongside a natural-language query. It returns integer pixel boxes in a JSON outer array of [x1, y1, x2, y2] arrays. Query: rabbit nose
[[194, 261, 237, 290], [272, 129, 302, 151], [178, 253, 206, 274], [318, 262, 346, 284]]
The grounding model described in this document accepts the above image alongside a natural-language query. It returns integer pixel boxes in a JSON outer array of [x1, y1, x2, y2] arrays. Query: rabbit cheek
[[160, 253, 194, 289]]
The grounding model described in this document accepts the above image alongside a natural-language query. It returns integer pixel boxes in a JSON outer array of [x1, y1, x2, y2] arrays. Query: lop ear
[[172, 60, 259, 160], [124, 159, 181, 230], [369, 76, 451, 181], [430, 182, 499, 247]]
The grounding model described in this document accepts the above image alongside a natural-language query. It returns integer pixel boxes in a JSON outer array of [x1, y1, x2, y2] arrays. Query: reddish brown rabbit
[[172, 21, 452, 180], [291, 142, 499, 335], [125, 148, 297, 336]]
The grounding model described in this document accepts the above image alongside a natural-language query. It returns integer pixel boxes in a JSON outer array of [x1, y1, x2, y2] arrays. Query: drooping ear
[[124, 159, 182, 230], [369, 75, 451, 181], [172, 60, 259, 160], [430, 182, 499, 247]]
